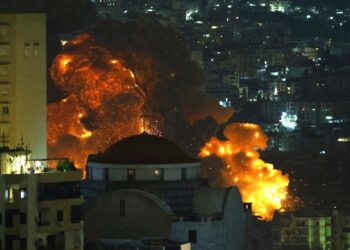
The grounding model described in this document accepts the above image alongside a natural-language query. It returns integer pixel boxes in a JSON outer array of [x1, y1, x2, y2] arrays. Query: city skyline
[[0, 0, 350, 249]]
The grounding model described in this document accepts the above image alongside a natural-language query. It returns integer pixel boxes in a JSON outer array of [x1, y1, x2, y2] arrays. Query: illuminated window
[[154, 168, 163, 180], [5, 188, 14, 203], [127, 169, 135, 181], [20, 188, 27, 199], [244, 203, 252, 212]]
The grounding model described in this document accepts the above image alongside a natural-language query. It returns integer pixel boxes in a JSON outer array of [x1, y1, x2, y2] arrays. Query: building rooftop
[[88, 132, 199, 164], [0, 146, 77, 175]]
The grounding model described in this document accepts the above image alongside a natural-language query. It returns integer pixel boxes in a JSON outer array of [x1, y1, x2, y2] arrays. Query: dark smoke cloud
[[85, 19, 233, 155], [48, 18, 233, 165]]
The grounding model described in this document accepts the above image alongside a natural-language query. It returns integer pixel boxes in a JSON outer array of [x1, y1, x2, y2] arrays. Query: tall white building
[[0, 14, 47, 158]]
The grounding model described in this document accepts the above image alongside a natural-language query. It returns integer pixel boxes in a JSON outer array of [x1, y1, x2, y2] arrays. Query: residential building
[[0, 14, 47, 159], [272, 209, 350, 250], [0, 148, 83, 250]]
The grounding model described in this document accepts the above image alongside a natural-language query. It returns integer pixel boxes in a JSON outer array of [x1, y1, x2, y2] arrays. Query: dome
[[88, 133, 199, 164], [193, 186, 243, 216]]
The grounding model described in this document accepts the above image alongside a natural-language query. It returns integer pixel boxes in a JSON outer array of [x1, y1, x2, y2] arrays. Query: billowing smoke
[[48, 19, 232, 167], [48, 19, 289, 219]]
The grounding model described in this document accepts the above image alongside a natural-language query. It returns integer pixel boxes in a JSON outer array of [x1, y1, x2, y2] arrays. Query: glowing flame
[[48, 34, 159, 174], [48, 33, 290, 216], [48, 32, 234, 176], [59, 55, 71, 72], [199, 123, 289, 220], [81, 129, 92, 139]]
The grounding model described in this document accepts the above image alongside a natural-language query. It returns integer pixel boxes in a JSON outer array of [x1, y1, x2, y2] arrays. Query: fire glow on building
[[48, 32, 289, 220]]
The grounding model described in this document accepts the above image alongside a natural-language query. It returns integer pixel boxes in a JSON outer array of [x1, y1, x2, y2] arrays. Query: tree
[[56, 159, 76, 172]]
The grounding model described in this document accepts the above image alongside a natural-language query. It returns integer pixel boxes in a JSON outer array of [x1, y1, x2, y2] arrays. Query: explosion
[[199, 123, 289, 220], [48, 19, 290, 220], [48, 33, 148, 169], [48, 20, 231, 170]]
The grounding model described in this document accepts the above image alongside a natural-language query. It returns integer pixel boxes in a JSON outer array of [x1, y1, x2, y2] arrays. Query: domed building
[[83, 132, 204, 214], [83, 133, 245, 250]]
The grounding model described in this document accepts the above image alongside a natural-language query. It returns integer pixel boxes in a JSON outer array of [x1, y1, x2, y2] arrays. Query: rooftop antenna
[[20, 135, 24, 149]]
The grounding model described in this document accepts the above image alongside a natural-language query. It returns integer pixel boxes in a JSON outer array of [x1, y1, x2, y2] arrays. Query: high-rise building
[[0, 14, 47, 158], [0, 148, 84, 250]]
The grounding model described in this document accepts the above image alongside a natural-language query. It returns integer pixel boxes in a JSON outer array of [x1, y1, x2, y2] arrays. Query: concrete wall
[[170, 219, 224, 250], [169, 187, 245, 250], [222, 187, 245, 250], [84, 189, 174, 242]]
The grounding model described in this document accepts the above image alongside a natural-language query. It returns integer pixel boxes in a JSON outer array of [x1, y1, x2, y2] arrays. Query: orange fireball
[[48, 32, 290, 219], [48, 34, 156, 172], [199, 123, 289, 220]]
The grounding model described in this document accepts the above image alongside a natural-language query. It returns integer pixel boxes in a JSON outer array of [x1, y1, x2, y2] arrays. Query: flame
[[59, 55, 71, 71], [199, 123, 289, 220], [48, 34, 160, 174], [48, 33, 291, 216], [80, 129, 92, 139]]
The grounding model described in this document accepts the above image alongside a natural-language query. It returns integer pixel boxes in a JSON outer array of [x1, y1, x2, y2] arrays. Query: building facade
[[0, 148, 83, 250], [83, 133, 246, 250], [0, 14, 47, 158], [272, 209, 350, 250]]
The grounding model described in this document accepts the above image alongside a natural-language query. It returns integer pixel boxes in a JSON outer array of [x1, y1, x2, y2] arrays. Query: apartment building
[[0, 14, 47, 158], [272, 209, 350, 250], [0, 148, 83, 250]]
